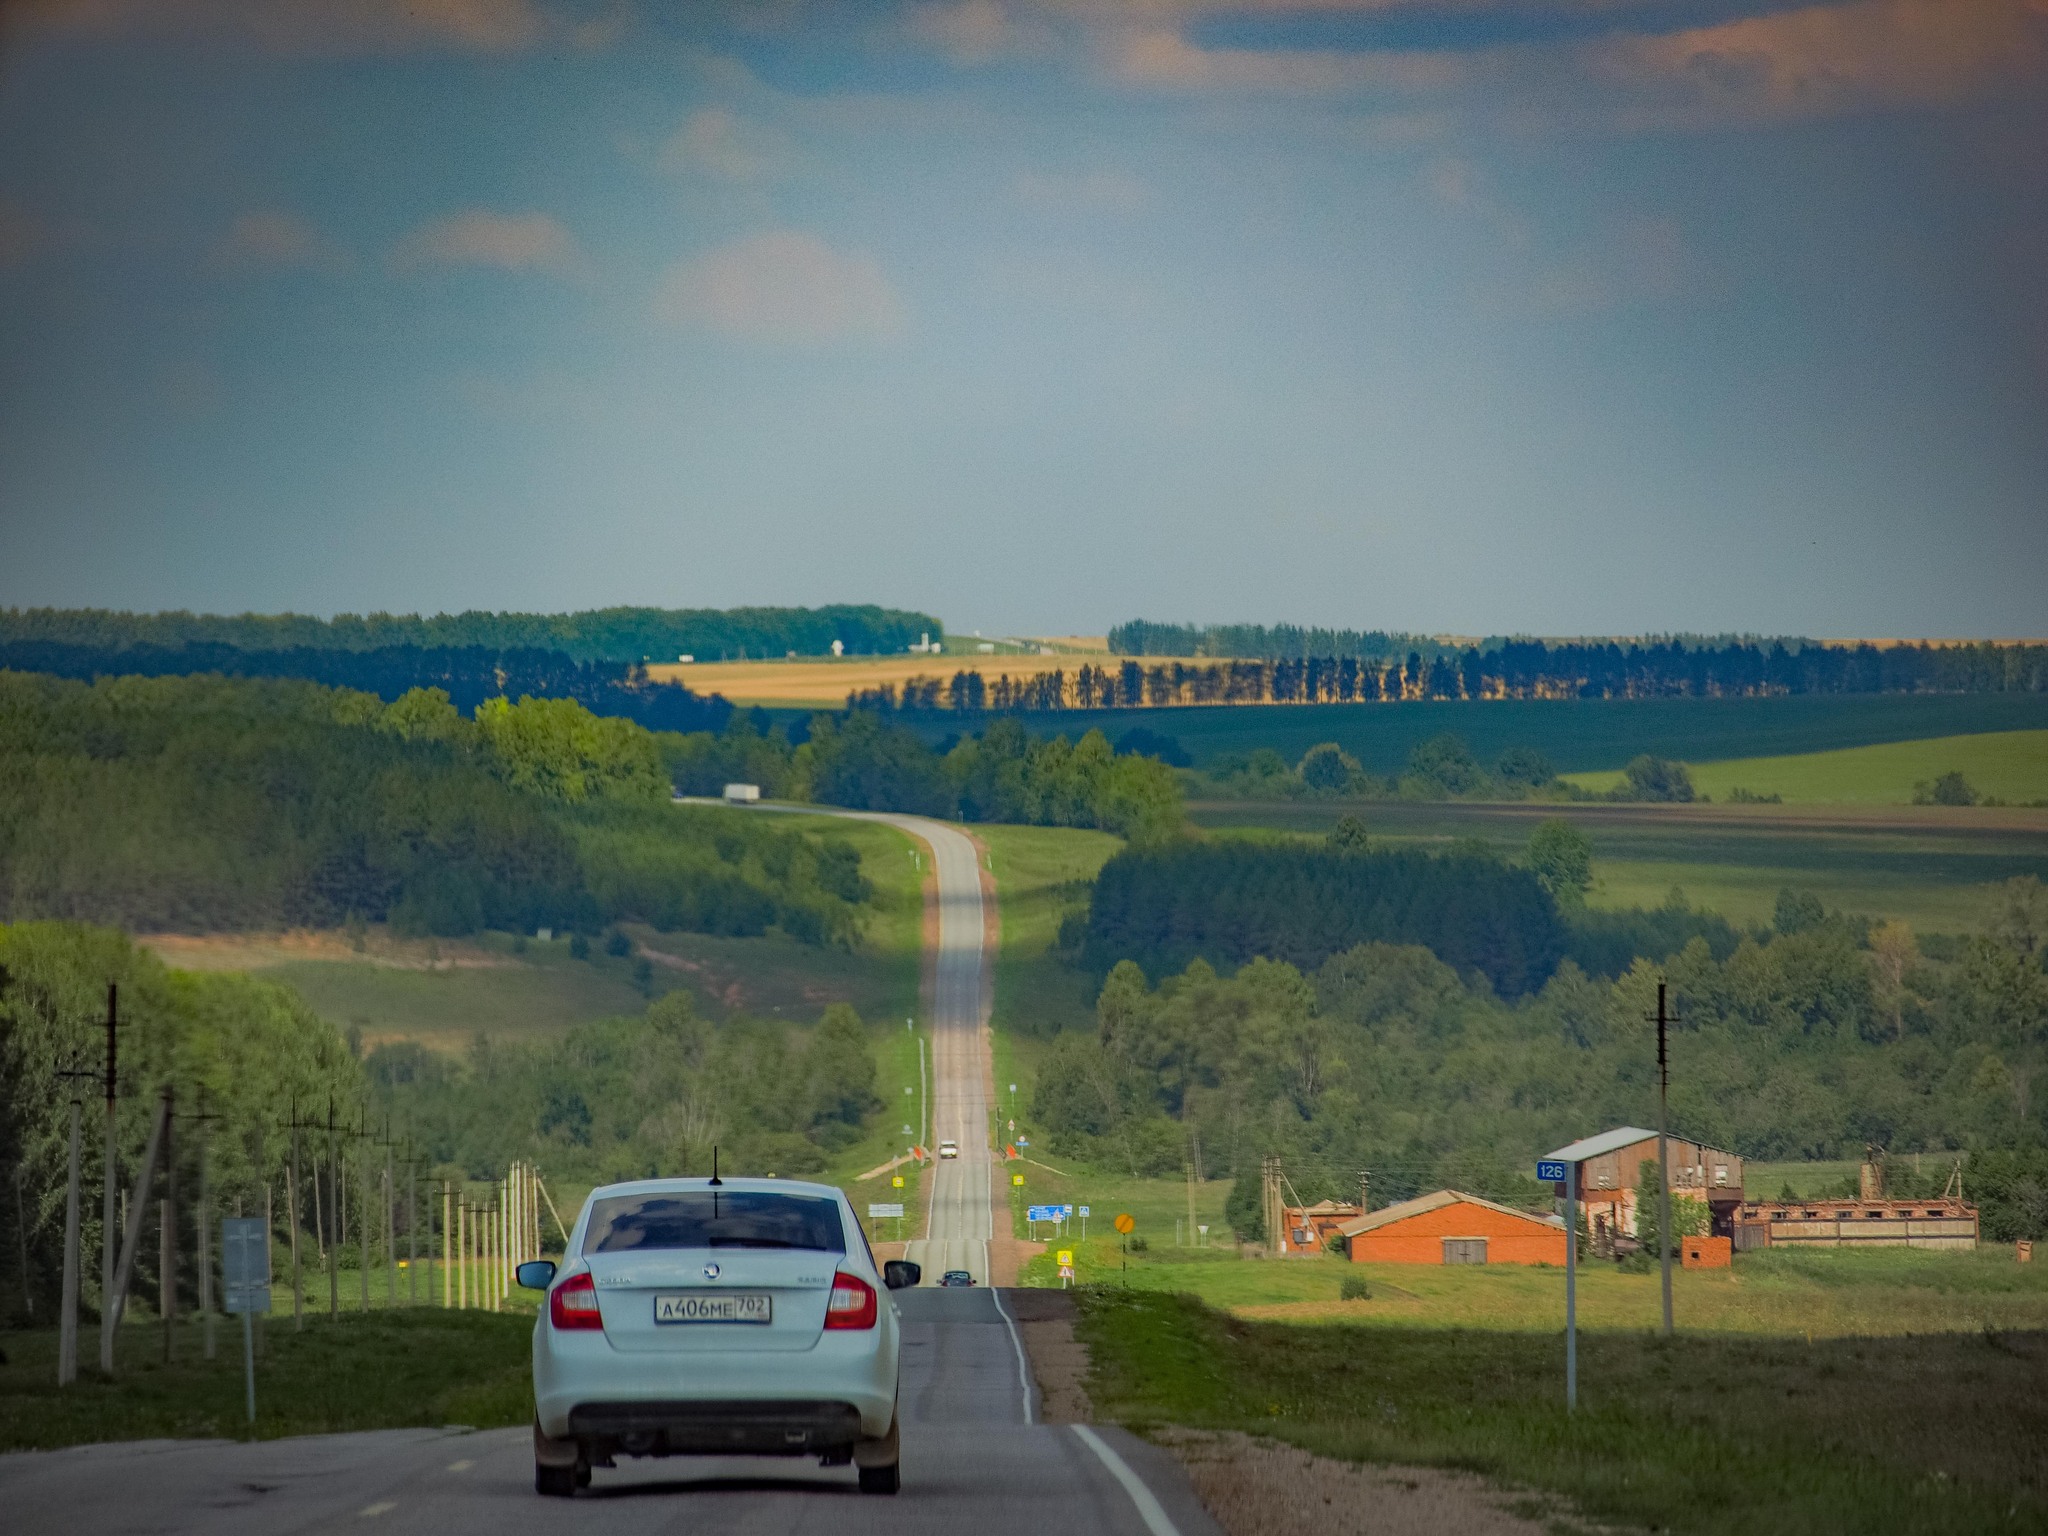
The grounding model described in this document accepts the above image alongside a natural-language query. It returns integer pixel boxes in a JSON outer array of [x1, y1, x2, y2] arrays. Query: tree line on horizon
[[848, 639, 2048, 716], [0, 639, 733, 733], [0, 603, 942, 665]]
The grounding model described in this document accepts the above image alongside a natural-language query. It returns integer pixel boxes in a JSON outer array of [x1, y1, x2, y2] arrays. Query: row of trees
[[0, 640, 731, 733], [0, 921, 364, 1325], [1109, 621, 1441, 661], [0, 672, 870, 945], [364, 992, 884, 1187], [852, 641, 2048, 717], [0, 604, 942, 664], [1033, 876, 2048, 1241], [666, 714, 1186, 844]]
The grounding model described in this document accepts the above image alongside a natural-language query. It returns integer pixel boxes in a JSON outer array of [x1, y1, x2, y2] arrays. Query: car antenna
[[709, 1146, 721, 1186]]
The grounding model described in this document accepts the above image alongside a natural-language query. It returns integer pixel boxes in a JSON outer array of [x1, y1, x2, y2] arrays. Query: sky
[[0, 0, 2044, 640]]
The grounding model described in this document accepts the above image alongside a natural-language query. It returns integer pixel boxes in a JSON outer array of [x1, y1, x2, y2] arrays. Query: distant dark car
[[938, 1270, 975, 1287]]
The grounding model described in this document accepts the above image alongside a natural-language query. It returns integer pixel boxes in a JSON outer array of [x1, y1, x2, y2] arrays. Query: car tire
[[535, 1462, 577, 1498], [858, 1462, 901, 1495]]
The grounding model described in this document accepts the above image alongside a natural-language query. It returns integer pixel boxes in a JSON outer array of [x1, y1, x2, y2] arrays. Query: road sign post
[[1535, 1160, 1576, 1413], [221, 1217, 270, 1424], [1078, 1205, 1089, 1243]]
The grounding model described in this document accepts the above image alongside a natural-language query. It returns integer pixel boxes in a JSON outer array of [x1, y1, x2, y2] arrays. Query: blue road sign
[[1078, 1206, 1090, 1218], [1026, 1204, 1073, 1222], [221, 1218, 270, 1315], [1536, 1160, 1568, 1183]]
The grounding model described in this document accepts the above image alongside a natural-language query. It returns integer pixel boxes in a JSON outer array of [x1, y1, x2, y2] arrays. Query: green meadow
[[1564, 729, 2048, 805]]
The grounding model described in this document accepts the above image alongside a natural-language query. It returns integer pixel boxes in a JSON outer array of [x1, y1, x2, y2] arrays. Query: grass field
[[0, 1311, 531, 1451], [1564, 729, 2048, 805], [979, 824, 1122, 1041], [907, 693, 2048, 775], [1187, 798, 2048, 933], [1028, 1239, 2048, 1334], [1079, 1287, 2048, 1536]]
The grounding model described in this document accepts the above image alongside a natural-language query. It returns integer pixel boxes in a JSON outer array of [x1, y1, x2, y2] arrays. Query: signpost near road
[[868, 1201, 906, 1240], [1079, 1205, 1089, 1242], [1113, 1212, 1135, 1281], [221, 1217, 270, 1424], [1535, 1158, 1578, 1412], [1055, 1249, 1074, 1288]]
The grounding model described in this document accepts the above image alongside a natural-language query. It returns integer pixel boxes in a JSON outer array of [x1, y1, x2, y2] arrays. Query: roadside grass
[[1076, 1286, 2048, 1536], [1023, 1235, 2048, 1335], [0, 1311, 531, 1451], [1187, 799, 2047, 933], [1563, 729, 2048, 806], [978, 824, 1122, 1041], [941, 693, 2048, 776]]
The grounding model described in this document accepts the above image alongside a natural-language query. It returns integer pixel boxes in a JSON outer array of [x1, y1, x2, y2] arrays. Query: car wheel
[[858, 1462, 900, 1495], [535, 1462, 577, 1498]]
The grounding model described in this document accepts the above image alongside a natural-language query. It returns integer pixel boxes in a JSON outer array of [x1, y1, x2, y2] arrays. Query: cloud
[[652, 231, 905, 345], [390, 210, 586, 279], [660, 107, 794, 182], [10, 0, 552, 55], [210, 210, 349, 272], [1014, 167, 1148, 212], [907, 0, 1040, 65], [1590, 0, 2048, 125], [1103, 24, 1463, 93]]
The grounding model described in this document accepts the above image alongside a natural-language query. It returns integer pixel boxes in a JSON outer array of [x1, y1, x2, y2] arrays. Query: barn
[[1337, 1190, 1567, 1266]]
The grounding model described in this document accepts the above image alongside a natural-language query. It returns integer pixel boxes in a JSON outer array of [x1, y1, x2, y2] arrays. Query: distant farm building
[[1277, 1200, 1360, 1255], [1337, 1191, 1567, 1266], [1732, 1196, 1978, 1251], [1547, 1126, 1745, 1250]]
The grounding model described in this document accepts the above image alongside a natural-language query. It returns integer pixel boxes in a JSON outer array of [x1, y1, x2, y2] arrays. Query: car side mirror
[[883, 1260, 920, 1290], [516, 1259, 558, 1291]]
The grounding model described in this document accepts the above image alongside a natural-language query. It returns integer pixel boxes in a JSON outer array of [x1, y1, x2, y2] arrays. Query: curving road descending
[[695, 801, 1000, 1286]]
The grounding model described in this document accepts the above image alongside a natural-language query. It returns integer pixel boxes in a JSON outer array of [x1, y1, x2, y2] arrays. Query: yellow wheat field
[[647, 651, 1128, 707]]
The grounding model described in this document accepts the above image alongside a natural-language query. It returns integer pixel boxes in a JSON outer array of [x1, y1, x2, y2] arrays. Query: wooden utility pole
[[159, 1082, 175, 1363], [1655, 982, 1674, 1339], [101, 1088, 170, 1374], [98, 984, 121, 1375], [191, 1089, 223, 1361]]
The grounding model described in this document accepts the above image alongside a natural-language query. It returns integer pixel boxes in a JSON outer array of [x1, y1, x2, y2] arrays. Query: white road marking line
[[359, 1500, 397, 1517], [445, 1459, 474, 1472], [1071, 1426, 1183, 1536], [989, 1286, 1035, 1426]]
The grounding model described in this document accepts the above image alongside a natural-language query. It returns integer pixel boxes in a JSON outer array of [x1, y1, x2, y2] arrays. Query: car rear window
[[582, 1191, 847, 1254]]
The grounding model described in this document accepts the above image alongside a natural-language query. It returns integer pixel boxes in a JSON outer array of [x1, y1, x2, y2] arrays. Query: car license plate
[[653, 1292, 772, 1325]]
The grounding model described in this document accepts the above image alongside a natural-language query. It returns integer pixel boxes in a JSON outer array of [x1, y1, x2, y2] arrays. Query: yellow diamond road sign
[[1012, 1173, 1025, 1186], [1056, 1250, 1072, 1267], [891, 1175, 904, 1188]]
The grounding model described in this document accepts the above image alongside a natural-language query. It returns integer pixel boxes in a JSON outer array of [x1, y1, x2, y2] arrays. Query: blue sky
[[1, 0, 2043, 638]]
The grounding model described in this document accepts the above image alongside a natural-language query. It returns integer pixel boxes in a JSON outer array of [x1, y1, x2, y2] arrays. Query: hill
[[1564, 730, 2048, 805]]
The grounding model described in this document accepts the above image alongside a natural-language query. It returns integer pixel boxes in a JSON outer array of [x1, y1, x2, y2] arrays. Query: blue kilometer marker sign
[[1536, 1160, 1568, 1183]]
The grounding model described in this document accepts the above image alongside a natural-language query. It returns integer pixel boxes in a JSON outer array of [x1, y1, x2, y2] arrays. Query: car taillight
[[824, 1271, 877, 1330], [549, 1271, 603, 1331]]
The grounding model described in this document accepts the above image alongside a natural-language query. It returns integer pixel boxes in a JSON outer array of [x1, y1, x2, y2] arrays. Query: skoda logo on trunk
[[703, 1263, 720, 1279]]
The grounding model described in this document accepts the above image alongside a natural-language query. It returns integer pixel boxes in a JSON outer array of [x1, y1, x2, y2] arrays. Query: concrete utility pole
[[442, 1181, 453, 1309], [1655, 982, 1674, 1339], [102, 1088, 171, 1374], [383, 1124, 396, 1309]]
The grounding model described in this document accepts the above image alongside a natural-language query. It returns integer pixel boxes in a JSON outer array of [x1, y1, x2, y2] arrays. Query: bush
[[1340, 1274, 1371, 1301], [1914, 771, 1979, 806], [1621, 755, 1695, 802]]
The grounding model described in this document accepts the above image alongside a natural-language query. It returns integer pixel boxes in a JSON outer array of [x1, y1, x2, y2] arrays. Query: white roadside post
[[221, 1217, 270, 1424], [1536, 1157, 1575, 1411]]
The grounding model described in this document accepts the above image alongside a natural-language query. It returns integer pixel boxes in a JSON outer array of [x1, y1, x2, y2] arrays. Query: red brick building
[[1336, 1190, 1567, 1266]]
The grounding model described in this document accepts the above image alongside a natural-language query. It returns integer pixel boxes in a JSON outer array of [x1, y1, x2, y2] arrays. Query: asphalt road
[[690, 799, 1001, 1286], [0, 804, 1218, 1533], [0, 1289, 1223, 1535]]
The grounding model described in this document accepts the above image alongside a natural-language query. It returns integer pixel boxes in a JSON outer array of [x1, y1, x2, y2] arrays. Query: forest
[[0, 603, 942, 664], [362, 992, 882, 1188], [1034, 875, 2048, 1242], [848, 640, 2048, 717], [665, 713, 1186, 844], [0, 672, 870, 944]]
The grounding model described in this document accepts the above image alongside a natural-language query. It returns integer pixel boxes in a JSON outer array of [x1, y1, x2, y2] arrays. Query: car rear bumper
[[566, 1399, 865, 1458]]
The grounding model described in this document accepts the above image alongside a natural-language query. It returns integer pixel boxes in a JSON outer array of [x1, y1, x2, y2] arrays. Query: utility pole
[[12, 1168, 29, 1323], [1655, 981, 1674, 1339], [442, 1180, 452, 1309], [325, 1100, 341, 1320], [98, 984, 122, 1375], [55, 1052, 95, 1386], [356, 1111, 371, 1314], [380, 1119, 396, 1310], [188, 1089, 223, 1361], [102, 1087, 171, 1375], [159, 1082, 175, 1363]]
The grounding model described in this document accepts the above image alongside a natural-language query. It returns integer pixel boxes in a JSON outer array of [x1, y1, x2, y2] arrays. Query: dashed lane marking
[[1071, 1426, 1182, 1536], [359, 1501, 397, 1518]]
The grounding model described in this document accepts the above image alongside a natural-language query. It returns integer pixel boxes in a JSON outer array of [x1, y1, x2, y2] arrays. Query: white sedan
[[519, 1176, 919, 1497]]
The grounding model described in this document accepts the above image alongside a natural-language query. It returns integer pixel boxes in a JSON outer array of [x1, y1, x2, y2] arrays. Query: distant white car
[[937, 1140, 958, 1159], [520, 1177, 919, 1497]]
